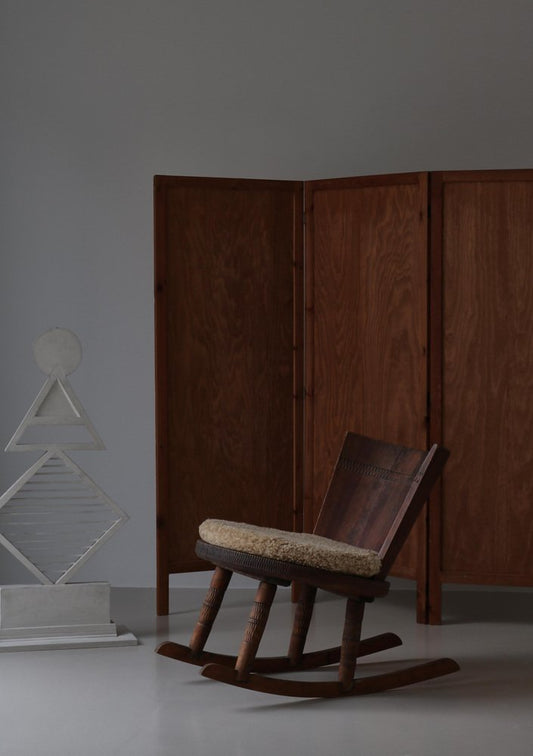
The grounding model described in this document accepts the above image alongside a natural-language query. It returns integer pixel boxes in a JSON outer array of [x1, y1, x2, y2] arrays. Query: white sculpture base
[[0, 583, 137, 651]]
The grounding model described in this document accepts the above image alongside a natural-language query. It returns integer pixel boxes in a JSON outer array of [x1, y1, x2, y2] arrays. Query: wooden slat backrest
[[313, 433, 449, 578]]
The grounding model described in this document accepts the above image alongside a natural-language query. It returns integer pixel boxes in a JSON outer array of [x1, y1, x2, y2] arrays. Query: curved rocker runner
[[156, 433, 460, 698]]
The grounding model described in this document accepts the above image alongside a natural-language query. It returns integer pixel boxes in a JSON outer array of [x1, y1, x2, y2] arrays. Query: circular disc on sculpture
[[33, 328, 82, 375]]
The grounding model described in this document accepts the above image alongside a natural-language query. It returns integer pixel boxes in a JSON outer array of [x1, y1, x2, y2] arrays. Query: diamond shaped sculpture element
[[0, 449, 128, 584]]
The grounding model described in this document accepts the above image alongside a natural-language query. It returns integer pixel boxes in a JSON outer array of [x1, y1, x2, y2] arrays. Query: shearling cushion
[[198, 519, 382, 578]]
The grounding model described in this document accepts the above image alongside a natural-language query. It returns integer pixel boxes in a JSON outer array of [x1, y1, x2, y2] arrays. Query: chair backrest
[[313, 433, 449, 578]]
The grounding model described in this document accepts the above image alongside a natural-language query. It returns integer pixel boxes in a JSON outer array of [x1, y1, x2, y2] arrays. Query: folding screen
[[155, 169, 533, 623]]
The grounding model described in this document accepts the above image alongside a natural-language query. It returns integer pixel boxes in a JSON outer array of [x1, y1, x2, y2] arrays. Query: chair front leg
[[235, 581, 277, 681], [287, 584, 317, 666], [189, 566, 232, 657], [339, 598, 365, 692]]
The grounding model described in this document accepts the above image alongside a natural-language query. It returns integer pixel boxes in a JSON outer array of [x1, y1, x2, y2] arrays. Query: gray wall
[[1, 0, 533, 586]]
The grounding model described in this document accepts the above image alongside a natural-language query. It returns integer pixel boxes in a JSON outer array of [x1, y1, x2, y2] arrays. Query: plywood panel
[[155, 177, 303, 600], [441, 173, 533, 580], [305, 174, 428, 579]]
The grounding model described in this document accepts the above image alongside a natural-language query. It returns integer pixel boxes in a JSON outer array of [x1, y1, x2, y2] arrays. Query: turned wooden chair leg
[[235, 581, 277, 682], [189, 566, 232, 657], [287, 584, 317, 666], [338, 598, 365, 692]]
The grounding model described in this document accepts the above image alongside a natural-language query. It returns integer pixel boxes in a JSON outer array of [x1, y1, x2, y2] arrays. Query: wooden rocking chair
[[156, 433, 459, 698]]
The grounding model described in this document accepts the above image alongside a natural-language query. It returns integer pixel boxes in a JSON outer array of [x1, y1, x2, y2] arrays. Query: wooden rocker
[[157, 433, 459, 698]]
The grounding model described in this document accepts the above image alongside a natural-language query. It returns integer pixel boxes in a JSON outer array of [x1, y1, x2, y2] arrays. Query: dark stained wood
[[189, 566, 232, 656], [155, 632, 402, 672], [195, 539, 388, 598], [154, 176, 303, 613], [200, 657, 459, 698], [313, 435, 424, 548], [293, 196, 305, 536], [305, 173, 429, 592], [157, 433, 457, 698], [312, 434, 448, 578], [287, 584, 317, 665], [154, 178, 171, 616], [437, 171, 533, 585], [427, 171, 445, 624], [235, 581, 277, 681], [339, 598, 364, 691]]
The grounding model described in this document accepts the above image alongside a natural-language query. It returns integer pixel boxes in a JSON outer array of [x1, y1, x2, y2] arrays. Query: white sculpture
[[0, 329, 129, 584]]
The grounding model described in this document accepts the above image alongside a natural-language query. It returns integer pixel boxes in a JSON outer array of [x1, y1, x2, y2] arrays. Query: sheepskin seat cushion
[[198, 519, 382, 578]]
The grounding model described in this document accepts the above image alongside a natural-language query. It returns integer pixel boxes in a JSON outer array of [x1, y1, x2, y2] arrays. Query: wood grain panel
[[441, 173, 533, 579], [155, 177, 303, 599], [305, 174, 428, 580]]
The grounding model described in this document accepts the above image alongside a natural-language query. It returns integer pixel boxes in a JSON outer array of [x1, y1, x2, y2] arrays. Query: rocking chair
[[156, 433, 459, 698]]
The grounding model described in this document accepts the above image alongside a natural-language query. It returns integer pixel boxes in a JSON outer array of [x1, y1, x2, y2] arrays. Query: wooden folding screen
[[304, 174, 429, 618], [154, 177, 303, 615], [155, 169, 533, 622]]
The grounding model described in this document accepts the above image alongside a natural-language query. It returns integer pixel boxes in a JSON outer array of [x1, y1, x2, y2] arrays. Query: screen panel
[[155, 177, 303, 596], [305, 173, 429, 578], [440, 171, 533, 581]]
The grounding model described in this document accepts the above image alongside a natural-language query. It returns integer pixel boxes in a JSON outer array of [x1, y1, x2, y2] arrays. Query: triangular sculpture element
[[5, 373, 105, 451], [35, 378, 79, 417]]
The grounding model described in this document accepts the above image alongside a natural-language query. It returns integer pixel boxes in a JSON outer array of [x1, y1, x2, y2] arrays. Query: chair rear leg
[[339, 598, 365, 692], [235, 581, 277, 681], [287, 584, 317, 666], [189, 566, 232, 657]]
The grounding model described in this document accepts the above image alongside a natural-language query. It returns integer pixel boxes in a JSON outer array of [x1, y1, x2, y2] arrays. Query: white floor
[[0, 586, 532, 756]]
